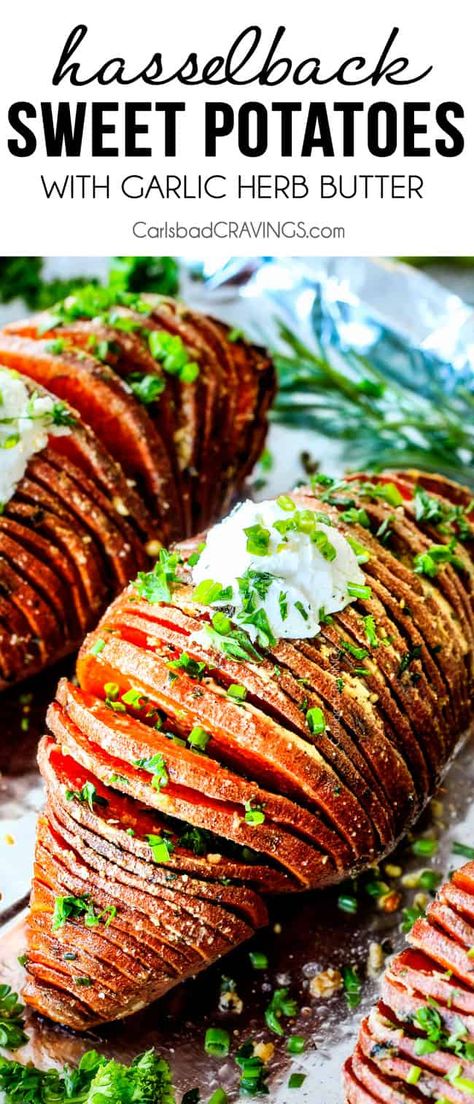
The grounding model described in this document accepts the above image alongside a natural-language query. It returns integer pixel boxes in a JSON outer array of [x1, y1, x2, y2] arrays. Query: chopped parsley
[[52, 895, 116, 931], [414, 538, 465, 578], [398, 644, 422, 676], [0, 986, 28, 1050], [167, 652, 207, 679], [363, 615, 379, 647], [342, 965, 362, 1009], [128, 371, 166, 405], [65, 781, 108, 813], [0, 1046, 176, 1103], [192, 579, 233, 605], [279, 590, 289, 621], [265, 987, 298, 1036], [132, 753, 169, 789], [134, 549, 182, 603]]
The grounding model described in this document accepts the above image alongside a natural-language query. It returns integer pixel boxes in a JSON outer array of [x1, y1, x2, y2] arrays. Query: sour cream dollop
[[0, 367, 71, 508], [192, 497, 367, 642]]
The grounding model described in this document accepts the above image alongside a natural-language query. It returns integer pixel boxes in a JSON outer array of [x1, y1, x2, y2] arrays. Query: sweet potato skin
[[23, 474, 474, 1030], [343, 861, 474, 1102], [0, 296, 276, 688]]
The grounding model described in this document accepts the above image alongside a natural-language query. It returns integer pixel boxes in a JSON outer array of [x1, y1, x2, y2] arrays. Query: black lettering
[[41, 102, 87, 156], [205, 102, 234, 155], [435, 102, 464, 156], [403, 103, 430, 156], [371, 27, 432, 86], [52, 24, 89, 85], [272, 102, 302, 156], [238, 102, 268, 155], [7, 102, 37, 156], [334, 102, 364, 155], [125, 103, 151, 156], [154, 103, 185, 155], [301, 103, 334, 156], [367, 102, 397, 156], [91, 103, 119, 156]]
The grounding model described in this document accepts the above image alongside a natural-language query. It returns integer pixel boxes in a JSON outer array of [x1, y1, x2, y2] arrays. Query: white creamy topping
[[0, 367, 71, 508], [192, 497, 366, 643]]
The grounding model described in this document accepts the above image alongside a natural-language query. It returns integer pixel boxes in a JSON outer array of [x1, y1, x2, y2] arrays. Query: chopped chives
[[406, 1065, 421, 1085], [288, 1073, 306, 1089], [89, 638, 105, 656], [347, 583, 372, 600], [227, 683, 247, 702], [411, 838, 438, 857], [188, 726, 211, 751], [306, 706, 326, 735], [287, 1036, 305, 1054], [244, 801, 265, 826], [249, 951, 268, 970], [276, 495, 296, 512], [207, 1090, 228, 1104], [204, 1027, 230, 1057], [452, 841, 474, 860]]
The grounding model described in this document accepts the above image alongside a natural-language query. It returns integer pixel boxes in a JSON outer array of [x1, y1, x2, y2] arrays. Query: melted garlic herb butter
[[0, 367, 71, 508], [192, 496, 367, 644]]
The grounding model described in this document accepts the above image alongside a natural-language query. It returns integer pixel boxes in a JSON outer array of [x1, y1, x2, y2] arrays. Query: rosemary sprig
[[272, 324, 474, 487]]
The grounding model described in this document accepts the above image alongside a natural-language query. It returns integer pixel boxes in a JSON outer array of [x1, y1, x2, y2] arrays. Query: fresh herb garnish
[[452, 841, 474, 860], [167, 652, 207, 679], [342, 965, 362, 1009], [135, 549, 182, 603], [52, 895, 116, 931], [148, 330, 199, 383], [414, 538, 465, 578], [146, 834, 175, 863], [204, 1028, 230, 1058], [0, 987, 28, 1050], [226, 683, 247, 702], [398, 645, 422, 676], [192, 579, 233, 605], [244, 800, 265, 826], [401, 904, 426, 932], [201, 614, 262, 663], [264, 987, 298, 1036], [188, 726, 211, 751], [235, 1043, 269, 1096], [132, 753, 169, 790], [249, 952, 268, 970], [65, 781, 108, 813], [306, 706, 326, 735], [128, 372, 166, 405], [244, 523, 271, 557], [347, 582, 372, 600], [363, 615, 379, 647], [0, 1046, 176, 1104]]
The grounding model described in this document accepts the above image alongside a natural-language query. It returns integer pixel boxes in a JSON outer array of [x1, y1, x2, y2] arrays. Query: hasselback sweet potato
[[344, 860, 474, 1104], [24, 474, 474, 1029], [0, 292, 275, 687]]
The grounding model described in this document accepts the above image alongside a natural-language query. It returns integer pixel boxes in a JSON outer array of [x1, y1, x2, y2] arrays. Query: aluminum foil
[[183, 257, 474, 399]]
